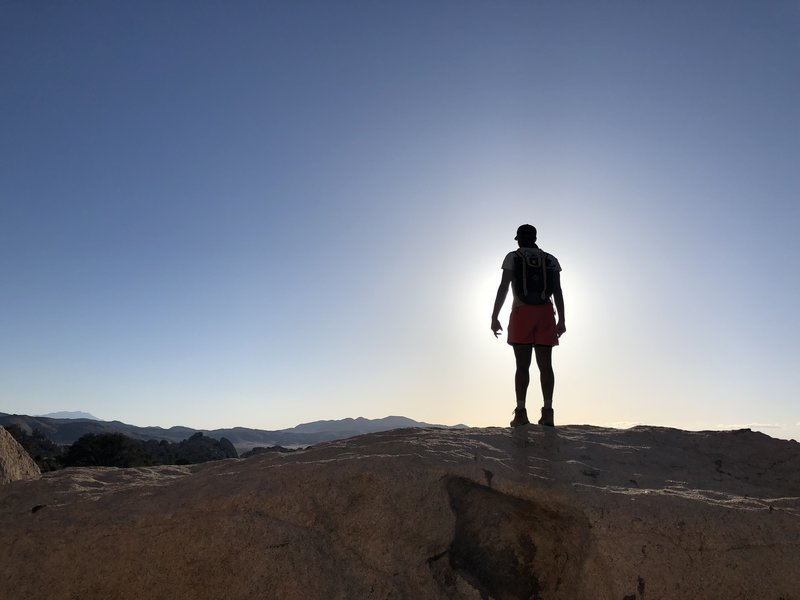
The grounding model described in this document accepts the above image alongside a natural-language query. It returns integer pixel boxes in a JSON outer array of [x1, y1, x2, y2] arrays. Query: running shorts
[[507, 303, 559, 346]]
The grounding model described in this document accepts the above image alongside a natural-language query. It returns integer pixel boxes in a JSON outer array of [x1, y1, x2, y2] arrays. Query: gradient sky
[[2, 1, 798, 440]]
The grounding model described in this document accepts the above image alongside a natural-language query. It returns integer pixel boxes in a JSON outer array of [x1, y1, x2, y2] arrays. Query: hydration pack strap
[[539, 249, 547, 300]]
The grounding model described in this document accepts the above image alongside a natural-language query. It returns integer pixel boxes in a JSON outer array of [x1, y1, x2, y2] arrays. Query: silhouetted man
[[491, 224, 566, 427]]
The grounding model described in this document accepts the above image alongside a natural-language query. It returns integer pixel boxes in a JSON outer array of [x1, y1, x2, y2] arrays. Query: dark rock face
[[218, 437, 238, 459]]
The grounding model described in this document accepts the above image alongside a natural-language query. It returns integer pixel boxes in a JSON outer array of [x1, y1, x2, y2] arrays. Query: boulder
[[218, 436, 238, 459], [0, 425, 798, 599], [173, 431, 238, 463], [0, 425, 41, 484]]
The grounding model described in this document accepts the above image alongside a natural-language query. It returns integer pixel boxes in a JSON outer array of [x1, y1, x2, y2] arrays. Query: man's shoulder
[[503, 250, 520, 259], [544, 252, 561, 271], [501, 250, 518, 270]]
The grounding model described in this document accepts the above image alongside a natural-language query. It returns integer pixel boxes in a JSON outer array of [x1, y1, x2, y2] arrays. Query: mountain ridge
[[37, 411, 99, 420], [0, 413, 467, 452]]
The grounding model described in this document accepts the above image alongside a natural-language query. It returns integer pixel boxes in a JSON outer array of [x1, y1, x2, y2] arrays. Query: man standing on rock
[[491, 224, 566, 427]]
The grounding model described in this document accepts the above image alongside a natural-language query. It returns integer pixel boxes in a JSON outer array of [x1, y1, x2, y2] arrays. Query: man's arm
[[491, 270, 513, 338], [551, 271, 566, 337]]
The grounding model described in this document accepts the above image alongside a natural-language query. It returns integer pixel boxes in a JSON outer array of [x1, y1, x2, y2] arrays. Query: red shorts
[[507, 303, 559, 346]]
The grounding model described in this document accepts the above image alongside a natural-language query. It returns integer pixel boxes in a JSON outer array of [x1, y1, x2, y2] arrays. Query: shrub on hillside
[[60, 432, 238, 468], [61, 433, 152, 468]]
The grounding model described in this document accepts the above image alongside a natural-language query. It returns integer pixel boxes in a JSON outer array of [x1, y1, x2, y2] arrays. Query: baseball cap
[[514, 224, 537, 240]]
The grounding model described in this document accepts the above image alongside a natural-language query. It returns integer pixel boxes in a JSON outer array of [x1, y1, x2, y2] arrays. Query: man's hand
[[556, 321, 566, 337], [491, 317, 503, 338]]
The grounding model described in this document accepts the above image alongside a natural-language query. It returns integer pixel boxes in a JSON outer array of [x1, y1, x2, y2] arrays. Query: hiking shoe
[[538, 408, 555, 427], [510, 408, 530, 427]]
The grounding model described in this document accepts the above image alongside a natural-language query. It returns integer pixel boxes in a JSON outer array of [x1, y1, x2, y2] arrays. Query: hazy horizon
[[10, 409, 796, 444], [2, 2, 798, 441], [21, 411, 466, 431]]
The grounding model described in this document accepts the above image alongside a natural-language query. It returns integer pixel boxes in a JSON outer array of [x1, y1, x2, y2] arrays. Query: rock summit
[[1, 425, 798, 599]]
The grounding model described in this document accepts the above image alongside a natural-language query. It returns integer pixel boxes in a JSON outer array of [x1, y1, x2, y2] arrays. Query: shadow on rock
[[431, 476, 592, 599]]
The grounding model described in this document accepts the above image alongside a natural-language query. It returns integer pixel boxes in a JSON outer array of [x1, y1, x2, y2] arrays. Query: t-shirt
[[502, 246, 562, 307]]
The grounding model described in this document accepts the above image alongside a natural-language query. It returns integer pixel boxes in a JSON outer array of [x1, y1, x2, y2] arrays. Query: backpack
[[511, 249, 553, 305]]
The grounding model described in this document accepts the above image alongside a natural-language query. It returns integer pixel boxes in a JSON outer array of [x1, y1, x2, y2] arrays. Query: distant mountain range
[[0, 413, 467, 453], [37, 411, 100, 420]]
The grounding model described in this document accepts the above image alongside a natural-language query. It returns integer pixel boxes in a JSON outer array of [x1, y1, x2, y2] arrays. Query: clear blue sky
[[2, 1, 798, 440]]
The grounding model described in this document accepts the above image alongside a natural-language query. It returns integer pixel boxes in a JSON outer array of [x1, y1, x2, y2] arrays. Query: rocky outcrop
[[0, 425, 40, 484], [0, 425, 798, 599], [170, 431, 238, 462]]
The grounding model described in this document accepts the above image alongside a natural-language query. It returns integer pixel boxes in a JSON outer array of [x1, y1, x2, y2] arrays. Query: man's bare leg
[[513, 344, 533, 409], [534, 345, 554, 410]]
